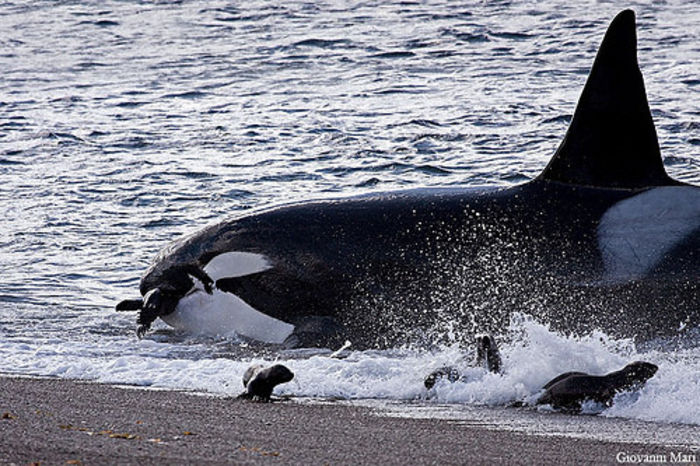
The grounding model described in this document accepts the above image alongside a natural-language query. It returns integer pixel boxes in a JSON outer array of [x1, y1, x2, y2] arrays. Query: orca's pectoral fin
[[282, 316, 346, 349], [116, 298, 143, 312]]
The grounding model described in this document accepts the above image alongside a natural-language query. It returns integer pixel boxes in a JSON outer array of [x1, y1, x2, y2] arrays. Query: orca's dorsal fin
[[538, 10, 674, 189]]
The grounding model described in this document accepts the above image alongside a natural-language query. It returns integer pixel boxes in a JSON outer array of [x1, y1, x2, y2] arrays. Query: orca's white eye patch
[[162, 251, 293, 342], [203, 251, 272, 281], [597, 186, 700, 281]]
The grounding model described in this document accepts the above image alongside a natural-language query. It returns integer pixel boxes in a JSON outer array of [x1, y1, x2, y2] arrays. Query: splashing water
[[2, 312, 698, 426]]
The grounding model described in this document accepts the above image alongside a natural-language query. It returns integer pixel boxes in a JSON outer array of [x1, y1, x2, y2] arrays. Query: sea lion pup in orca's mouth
[[237, 364, 294, 401]]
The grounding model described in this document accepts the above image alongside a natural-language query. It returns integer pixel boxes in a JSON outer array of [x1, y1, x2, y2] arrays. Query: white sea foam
[[1, 313, 697, 426]]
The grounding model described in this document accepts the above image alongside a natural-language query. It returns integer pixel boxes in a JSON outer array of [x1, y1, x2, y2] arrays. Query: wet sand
[[0, 376, 695, 465]]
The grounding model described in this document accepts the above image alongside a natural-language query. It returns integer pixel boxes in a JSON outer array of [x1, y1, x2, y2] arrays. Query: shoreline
[[1, 376, 698, 465]]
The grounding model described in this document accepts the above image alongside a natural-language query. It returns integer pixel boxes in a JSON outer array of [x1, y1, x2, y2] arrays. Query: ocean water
[[0, 0, 698, 437]]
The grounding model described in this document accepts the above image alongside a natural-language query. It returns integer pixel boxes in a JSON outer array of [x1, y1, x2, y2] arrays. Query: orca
[[117, 10, 699, 348]]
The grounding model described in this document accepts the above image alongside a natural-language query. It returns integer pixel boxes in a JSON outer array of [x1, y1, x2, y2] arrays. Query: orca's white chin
[[161, 289, 294, 343]]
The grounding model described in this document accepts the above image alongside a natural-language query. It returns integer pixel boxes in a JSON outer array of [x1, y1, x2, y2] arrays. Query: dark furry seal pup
[[238, 363, 294, 401], [424, 333, 502, 390], [536, 361, 658, 412], [475, 333, 501, 373], [424, 366, 461, 390]]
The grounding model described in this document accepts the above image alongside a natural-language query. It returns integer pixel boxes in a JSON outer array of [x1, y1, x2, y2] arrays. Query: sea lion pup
[[475, 333, 502, 373], [536, 361, 658, 412], [424, 366, 461, 390], [424, 333, 502, 390], [237, 364, 294, 401]]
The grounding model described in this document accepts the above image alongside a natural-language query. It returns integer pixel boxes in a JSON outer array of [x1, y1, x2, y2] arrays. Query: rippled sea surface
[[1, 1, 698, 436]]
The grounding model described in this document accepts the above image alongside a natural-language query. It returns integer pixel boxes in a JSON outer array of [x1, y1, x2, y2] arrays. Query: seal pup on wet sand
[[535, 361, 658, 412], [424, 333, 501, 389], [237, 363, 294, 401]]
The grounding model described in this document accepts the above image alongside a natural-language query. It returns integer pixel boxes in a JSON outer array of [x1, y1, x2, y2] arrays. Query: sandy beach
[[0, 376, 696, 465]]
